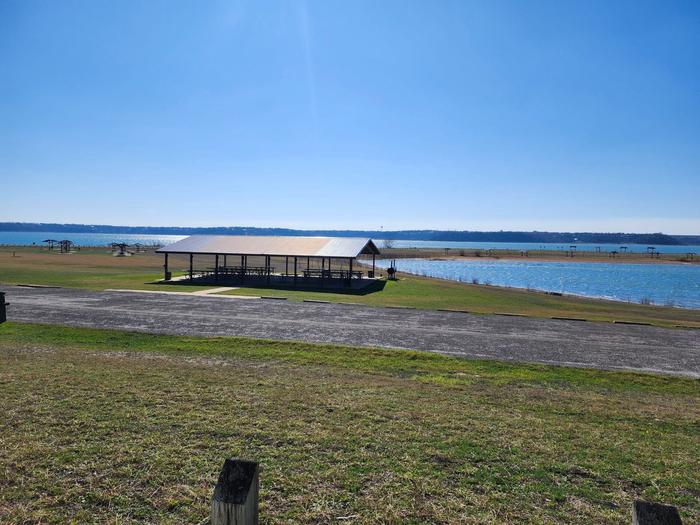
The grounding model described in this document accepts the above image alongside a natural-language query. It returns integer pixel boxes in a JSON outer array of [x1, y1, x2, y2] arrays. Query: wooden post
[[163, 253, 169, 280], [189, 253, 194, 281], [285, 256, 289, 276], [266, 256, 271, 285], [632, 500, 682, 524], [372, 253, 376, 276], [320, 257, 325, 288], [293, 257, 297, 287], [211, 459, 259, 525], [0, 292, 7, 324], [215, 254, 219, 282], [348, 257, 353, 287]]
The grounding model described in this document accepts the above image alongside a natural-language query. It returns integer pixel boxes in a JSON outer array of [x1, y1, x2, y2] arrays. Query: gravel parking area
[[2, 285, 699, 377]]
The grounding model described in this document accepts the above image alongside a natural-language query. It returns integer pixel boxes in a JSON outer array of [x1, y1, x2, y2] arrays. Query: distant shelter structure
[[58, 240, 75, 253], [157, 235, 380, 287], [111, 242, 131, 256], [42, 239, 59, 251]]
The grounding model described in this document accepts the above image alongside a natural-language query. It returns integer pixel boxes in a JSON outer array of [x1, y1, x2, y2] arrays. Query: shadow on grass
[[151, 275, 388, 296]]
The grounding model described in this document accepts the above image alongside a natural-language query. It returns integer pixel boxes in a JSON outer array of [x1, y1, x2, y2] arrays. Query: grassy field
[[1, 322, 698, 524], [0, 246, 212, 292], [2, 246, 699, 327]]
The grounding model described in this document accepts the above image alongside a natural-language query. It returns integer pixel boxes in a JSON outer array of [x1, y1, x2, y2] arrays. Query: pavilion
[[156, 235, 381, 287]]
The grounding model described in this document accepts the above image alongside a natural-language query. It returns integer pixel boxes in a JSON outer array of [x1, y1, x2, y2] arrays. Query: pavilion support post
[[348, 257, 353, 287], [321, 257, 325, 288], [372, 253, 376, 276], [189, 253, 193, 281], [294, 257, 297, 287], [224, 255, 227, 267], [266, 256, 271, 285], [215, 255, 219, 282], [285, 256, 289, 277], [163, 253, 169, 280]]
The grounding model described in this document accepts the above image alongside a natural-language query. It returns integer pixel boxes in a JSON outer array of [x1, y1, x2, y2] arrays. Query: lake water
[[1, 231, 699, 255], [373, 258, 700, 309], [0, 231, 187, 247]]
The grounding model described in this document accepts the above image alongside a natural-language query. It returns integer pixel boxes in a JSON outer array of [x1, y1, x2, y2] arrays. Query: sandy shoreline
[[376, 251, 699, 265], [411, 255, 698, 265]]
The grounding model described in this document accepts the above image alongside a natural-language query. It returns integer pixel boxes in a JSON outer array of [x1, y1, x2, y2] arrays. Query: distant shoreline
[[378, 248, 700, 265], [2, 243, 698, 265]]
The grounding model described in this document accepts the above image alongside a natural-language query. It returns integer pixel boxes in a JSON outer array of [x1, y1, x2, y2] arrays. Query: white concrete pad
[[105, 289, 259, 299]]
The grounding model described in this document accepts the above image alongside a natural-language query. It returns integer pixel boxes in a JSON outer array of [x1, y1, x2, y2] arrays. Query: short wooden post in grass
[[0, 292, 6, 323], [632, 500, 682, 525], [211, 459, 259, 525]]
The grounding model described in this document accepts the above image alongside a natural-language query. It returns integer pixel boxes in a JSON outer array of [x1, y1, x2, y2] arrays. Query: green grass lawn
[[0, 247, 212, 292], [1, 322, 699, 523], [2, 246, 699, 327]]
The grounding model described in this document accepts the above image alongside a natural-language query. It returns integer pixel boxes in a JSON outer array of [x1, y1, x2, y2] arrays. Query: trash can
[[0, 292, 6, 323]]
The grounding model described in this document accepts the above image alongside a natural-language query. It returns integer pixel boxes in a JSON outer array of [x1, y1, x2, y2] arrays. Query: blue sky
[[1, 0, 699, 233]]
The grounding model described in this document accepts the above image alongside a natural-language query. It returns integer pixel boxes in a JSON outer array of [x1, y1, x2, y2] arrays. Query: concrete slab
[[105, 289, 259, 299], [192, 287, 239, 295]]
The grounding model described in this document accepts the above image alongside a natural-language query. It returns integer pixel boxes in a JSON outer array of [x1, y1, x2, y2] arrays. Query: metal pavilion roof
[[156, 235, 380, 258]]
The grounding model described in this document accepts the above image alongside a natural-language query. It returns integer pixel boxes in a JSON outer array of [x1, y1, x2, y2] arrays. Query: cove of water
[[373, 258, 700, 309]]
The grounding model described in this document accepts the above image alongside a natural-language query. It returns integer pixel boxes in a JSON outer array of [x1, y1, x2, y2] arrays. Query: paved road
[[2, 285, 699, 378]]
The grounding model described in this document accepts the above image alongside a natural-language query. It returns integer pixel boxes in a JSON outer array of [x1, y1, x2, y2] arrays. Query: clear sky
[[2, 0, 699, 233]]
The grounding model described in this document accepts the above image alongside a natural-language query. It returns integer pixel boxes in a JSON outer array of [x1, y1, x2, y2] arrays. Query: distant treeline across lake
[[1, 222, 699, 246], [1, 231, 700, 255]]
